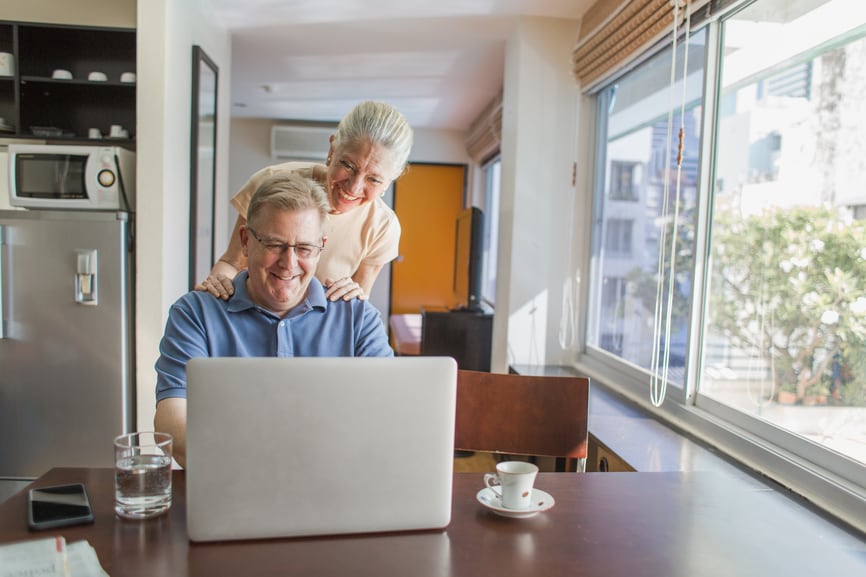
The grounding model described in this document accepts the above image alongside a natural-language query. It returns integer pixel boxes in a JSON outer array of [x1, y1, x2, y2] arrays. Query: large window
[[587, 29, 705, 388], [582, 0, 866, 522], [701, 0, 866, 466]]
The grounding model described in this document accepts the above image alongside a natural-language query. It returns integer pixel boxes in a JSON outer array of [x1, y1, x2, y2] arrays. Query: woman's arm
[[154, 397, 188, 468], [194, 215, 248, 300]]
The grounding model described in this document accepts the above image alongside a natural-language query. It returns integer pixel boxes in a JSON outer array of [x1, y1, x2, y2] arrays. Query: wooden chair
[[454, 369, 590, 472]]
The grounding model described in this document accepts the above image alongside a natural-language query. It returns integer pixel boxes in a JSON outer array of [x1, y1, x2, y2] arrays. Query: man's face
[[241, 208, 324, 316]]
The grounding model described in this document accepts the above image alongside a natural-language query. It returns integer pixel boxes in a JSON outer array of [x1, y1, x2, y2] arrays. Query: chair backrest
[[455, 369, 590, 465]]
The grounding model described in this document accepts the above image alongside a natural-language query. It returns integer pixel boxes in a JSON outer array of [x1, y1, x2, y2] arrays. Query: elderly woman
[[198, 100, 413, 301]]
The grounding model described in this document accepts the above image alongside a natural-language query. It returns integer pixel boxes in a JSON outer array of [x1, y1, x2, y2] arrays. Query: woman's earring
[[326, 154, 332, 165]]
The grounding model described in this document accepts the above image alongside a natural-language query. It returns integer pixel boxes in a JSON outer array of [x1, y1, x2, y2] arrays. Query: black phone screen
[[28, 483, 94, 530]]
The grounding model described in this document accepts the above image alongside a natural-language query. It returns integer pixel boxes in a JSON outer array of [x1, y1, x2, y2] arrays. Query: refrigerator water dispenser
[[76, 249, 98, 305]]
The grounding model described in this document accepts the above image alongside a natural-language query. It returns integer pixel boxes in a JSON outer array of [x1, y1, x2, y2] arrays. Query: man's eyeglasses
[[247, 228, 324, 259]]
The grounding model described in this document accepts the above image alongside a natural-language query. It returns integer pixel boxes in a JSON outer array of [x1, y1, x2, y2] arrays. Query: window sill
[[511, 363, 866, 537]]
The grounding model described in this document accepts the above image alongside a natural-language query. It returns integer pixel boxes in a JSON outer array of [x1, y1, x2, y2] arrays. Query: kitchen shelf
[[0, 20, 136, 143]]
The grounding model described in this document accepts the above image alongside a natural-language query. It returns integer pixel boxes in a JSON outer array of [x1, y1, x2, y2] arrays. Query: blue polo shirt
[[155, 272, 393, 401]]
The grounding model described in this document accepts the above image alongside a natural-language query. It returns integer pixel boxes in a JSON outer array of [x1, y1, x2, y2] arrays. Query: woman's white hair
[[332, 100, 414, 176]]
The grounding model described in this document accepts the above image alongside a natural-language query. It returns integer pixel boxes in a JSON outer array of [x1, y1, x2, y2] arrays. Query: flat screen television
[[452, 206, 484, 312]]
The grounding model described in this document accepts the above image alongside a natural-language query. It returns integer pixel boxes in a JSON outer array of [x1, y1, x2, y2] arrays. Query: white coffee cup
[[120, 71, 136, 83], [110, 124, 123, 137], [52, 69, 73, 80], [88, 128, 101, 139], [0, 52, 13, 76], [88, 71, 107, 82], [484, 461, 539, 509]]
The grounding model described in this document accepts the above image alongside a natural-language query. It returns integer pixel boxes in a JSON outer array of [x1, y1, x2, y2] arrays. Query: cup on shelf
[[51, 69, 73, 80], [120, 71, 136, 83], [88, 71, 107, 82], [109, 124, 124, 138], [88, 128, 102, 139], [0, 52, 14, 76]]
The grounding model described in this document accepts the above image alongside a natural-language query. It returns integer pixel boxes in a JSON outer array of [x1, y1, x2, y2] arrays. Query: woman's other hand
[[324, 277, 367, 301]]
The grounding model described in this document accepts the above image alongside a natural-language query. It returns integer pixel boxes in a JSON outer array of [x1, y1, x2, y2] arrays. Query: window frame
[[574, 0, 866, 531]]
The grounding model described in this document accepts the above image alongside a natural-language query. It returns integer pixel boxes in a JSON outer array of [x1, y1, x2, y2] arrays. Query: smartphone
[[28, 483, 95, 531]]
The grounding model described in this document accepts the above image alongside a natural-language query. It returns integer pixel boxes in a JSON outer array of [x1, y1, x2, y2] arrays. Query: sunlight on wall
[[508, 290, 548, 368]]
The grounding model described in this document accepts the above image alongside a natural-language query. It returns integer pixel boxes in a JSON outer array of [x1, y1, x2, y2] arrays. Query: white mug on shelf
[[0, 52, 13, 76], [109, 124, 124, 137]]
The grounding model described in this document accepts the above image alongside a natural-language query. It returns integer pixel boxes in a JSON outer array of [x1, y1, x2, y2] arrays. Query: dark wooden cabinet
[[0, 21, 135, 143], [420, 308, 493, 372]]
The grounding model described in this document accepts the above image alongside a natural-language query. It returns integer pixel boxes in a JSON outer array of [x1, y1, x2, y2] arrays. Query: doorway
[[390, 163, 467, 315]]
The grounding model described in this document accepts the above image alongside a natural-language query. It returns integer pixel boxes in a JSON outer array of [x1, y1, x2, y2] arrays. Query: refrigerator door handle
[[0, 224, 5, 338], [76, 249, 98, 305]]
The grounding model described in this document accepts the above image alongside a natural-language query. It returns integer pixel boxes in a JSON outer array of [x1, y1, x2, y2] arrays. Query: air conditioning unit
[[270, 125, 334, 160]]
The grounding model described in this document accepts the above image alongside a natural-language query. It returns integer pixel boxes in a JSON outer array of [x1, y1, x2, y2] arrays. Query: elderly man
[[154, 172, 393, 467]]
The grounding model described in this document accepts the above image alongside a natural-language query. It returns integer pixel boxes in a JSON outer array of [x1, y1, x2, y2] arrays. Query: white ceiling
[[210, 0, 593, 130]]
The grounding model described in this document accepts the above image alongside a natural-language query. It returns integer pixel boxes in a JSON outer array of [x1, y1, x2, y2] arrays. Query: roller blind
[[465, 91, 503, 163], [573, 0, 710, 92]]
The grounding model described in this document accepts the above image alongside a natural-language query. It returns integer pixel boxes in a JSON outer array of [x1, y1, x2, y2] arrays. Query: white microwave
[[7, 144, 136, 211]]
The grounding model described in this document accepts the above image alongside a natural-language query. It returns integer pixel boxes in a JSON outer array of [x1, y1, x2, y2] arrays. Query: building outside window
[[610, 160, 641, 201]]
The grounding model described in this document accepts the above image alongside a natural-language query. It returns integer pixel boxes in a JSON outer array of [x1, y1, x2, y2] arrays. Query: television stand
[[420, 306, 493, 372]]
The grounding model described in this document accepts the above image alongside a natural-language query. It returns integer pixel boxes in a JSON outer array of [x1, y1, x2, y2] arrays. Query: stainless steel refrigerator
[[0, 209, 134, 479]]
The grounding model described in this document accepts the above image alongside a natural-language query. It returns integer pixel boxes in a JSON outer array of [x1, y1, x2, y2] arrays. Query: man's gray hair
[[246, 172, 331, 229]]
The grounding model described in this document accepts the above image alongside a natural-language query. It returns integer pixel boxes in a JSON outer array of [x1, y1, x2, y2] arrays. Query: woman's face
[[325, 137, 400, 214]]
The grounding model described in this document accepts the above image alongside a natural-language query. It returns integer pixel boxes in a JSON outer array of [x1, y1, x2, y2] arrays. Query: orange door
[[390, 164, 466, 315]]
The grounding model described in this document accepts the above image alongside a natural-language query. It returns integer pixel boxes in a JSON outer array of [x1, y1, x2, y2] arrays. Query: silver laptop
[[185, 356, 457, 542]]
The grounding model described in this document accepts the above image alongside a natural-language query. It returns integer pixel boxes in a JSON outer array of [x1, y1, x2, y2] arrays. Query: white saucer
[[476, 487, 555, 518]]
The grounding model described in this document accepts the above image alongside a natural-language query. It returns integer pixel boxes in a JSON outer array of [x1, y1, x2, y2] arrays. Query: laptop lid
[[185, 356, 457, 542]]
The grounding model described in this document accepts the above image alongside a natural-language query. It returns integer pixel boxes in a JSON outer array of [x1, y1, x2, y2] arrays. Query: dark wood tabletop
[[2, 468, 865, 577]]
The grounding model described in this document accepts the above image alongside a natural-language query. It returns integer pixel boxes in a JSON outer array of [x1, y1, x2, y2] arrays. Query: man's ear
[[321, 234, 328, 248], [240, 225, 251, 257]]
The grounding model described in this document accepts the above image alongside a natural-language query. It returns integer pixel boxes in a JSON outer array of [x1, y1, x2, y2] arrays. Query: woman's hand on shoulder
[[194, 260, 239, 300], [323, 277, 367, 302]]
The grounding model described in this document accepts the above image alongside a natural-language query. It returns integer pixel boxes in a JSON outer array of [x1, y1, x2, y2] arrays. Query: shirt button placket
[[277, 319, 294, 357]]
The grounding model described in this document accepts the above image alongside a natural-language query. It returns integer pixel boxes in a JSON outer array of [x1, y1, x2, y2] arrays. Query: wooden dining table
[[1, 467, 865, 576]]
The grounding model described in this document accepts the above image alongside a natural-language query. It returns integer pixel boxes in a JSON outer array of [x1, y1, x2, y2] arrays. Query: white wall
[[136, 0, 231, 431], [493, 17, 582, 372]]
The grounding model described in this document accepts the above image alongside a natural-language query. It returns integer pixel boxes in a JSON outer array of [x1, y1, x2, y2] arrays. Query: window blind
[[465, 91, 503, 163], [573, 0, 710, 92]]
